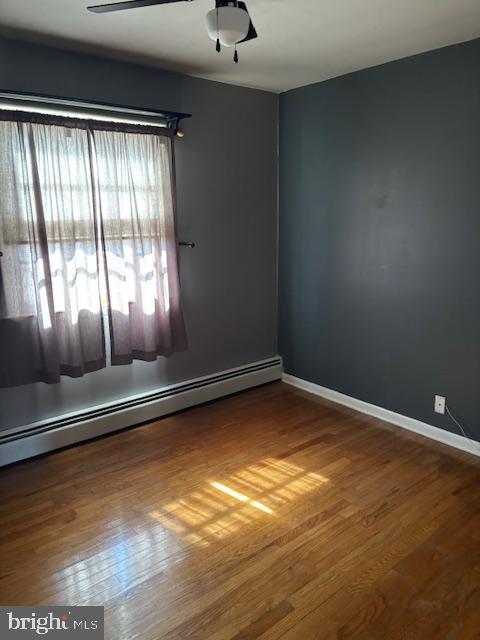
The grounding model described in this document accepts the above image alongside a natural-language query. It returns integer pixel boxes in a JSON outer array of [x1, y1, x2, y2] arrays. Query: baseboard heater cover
[[282, 373, 480, 458], [0, 357, 282, 467]]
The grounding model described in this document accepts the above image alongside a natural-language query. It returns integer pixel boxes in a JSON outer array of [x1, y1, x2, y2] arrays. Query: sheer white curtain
[[93, 128, 187, 364], [0, 112, 187, 388], [0, 118, 105, 386]]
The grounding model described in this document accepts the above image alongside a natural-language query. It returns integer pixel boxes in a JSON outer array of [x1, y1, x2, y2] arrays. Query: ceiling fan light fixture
[[206, 5, 250, 47]]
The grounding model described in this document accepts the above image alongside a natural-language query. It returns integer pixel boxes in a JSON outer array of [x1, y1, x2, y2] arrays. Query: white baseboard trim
[[282, 373, 480, 458], [0, 357, 282, 467]]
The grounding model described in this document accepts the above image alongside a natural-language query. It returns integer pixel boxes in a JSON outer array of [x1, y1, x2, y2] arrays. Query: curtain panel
[[0, 111, 186, 388], [93, 129, 187, 364]]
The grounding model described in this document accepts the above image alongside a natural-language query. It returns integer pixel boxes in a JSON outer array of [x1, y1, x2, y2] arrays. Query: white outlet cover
[[434, 395, 446, 415]]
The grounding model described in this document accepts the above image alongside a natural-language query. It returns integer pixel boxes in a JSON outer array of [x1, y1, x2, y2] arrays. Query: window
[[0, 111, 187, 388]]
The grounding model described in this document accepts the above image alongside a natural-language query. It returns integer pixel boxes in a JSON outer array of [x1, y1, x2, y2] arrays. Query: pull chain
[[234, 46, 239, 63], [216, 6, 221, 52]]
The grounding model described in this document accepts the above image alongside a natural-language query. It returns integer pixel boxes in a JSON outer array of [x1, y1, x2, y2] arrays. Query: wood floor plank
[[1, 381, 479, 639]]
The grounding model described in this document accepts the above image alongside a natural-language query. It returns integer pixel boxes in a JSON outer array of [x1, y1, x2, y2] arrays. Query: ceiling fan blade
[[88, 0, 188, 14], [236, 2, 257, 42]]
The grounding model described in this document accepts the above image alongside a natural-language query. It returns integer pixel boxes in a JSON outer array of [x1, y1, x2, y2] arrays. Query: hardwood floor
[[1, 381, 480, 639]]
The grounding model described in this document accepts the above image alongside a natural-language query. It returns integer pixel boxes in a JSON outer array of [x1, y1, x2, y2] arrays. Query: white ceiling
[[1, 0, 480, 92]]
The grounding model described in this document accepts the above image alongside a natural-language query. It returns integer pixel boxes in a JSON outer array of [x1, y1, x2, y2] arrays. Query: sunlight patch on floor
[[148, 457, 329, 547]]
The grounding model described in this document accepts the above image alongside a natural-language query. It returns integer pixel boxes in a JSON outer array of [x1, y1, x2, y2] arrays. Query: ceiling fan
[[87, 0, 257, 63]]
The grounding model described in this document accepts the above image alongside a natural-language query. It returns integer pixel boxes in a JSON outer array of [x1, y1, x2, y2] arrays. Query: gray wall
[[279, 38, 480, 440], [0, 37, 278, 429]]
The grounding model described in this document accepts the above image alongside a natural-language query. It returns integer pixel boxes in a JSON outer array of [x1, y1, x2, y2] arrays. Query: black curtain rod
[[0, 90, 192, 131]]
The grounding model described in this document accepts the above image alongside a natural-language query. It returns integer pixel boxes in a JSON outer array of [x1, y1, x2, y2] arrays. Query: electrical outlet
[[434, 395, 446, 415]]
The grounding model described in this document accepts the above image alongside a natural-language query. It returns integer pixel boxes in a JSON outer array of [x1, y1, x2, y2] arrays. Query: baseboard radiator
[[0, 357, 282, 467]]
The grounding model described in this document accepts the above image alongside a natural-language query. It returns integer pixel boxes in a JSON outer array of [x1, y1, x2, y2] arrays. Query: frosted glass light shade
[[206, 6, 250, 47]]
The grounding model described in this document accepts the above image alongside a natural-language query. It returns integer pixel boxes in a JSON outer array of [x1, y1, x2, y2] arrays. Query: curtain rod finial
[[176, 128, 186, 139]]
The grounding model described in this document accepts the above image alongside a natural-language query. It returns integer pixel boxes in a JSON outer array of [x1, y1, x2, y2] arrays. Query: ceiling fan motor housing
[[206, 4, 250, 47]]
